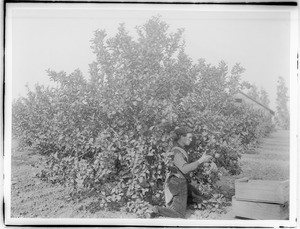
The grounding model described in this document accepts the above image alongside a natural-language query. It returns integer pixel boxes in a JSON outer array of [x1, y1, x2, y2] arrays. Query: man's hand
[[197, 152, 212, 164], [210, 161, 218, 172]]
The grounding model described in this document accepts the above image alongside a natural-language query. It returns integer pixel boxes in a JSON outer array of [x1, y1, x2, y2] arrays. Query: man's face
[[183, 133, 193, 146]]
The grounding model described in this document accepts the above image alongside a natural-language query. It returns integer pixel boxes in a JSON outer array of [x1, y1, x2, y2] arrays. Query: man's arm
[[173, 153, 200, 174]]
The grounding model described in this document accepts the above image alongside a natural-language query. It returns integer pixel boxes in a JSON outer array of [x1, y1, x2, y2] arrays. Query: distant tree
[[259, 87, 270, 107], [275, 76, 289, 129], [247, 83, 260, 101]]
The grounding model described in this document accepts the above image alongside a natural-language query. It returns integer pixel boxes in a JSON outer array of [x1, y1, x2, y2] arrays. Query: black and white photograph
[[3, 2, 298, 227]]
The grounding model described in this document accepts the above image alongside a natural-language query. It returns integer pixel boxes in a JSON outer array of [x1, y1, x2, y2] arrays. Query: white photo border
[[3, 1, 299, 227]]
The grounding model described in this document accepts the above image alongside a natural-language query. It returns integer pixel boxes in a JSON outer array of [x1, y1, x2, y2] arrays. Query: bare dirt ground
[[9, 130, 290, 220], [10, 142, 136, 219]]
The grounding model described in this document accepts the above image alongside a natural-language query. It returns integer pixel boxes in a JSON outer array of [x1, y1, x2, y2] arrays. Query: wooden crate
[[232, 196, 289, 220], [235, 178, 289, 204]]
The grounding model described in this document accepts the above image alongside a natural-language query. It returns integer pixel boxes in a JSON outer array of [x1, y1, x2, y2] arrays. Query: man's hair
[[174, 126, 193, 140]]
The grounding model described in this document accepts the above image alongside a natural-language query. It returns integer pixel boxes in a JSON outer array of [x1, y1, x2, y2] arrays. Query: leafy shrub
[[12, 16, 274, 217]]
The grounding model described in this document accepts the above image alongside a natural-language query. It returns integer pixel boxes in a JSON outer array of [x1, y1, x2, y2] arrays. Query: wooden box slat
[[232, 196, 289, 220], [235, 178, 289, 204]]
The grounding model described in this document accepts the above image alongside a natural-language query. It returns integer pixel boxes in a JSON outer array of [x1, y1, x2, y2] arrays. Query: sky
[[6, 3, 295, 110]]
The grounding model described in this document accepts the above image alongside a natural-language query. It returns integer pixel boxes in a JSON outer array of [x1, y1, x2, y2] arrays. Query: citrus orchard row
[[12, 17, 274, 217]]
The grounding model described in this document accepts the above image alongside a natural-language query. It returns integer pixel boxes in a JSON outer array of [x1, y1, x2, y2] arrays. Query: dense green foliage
[[12, 17, 274, 217]]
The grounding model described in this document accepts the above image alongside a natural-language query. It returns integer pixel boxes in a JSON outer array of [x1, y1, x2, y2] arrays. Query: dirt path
[[241, 130, 289, 180], [10, 130, 290, 219]]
